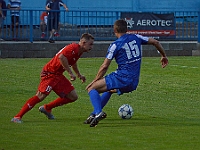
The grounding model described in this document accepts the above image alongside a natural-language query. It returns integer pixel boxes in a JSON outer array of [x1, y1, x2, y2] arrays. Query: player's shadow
[[23, 115, 200, 128], [100, 117, 200, 127]]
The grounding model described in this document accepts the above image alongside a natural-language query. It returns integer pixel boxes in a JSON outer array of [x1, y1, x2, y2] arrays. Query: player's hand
[[70, 73, 76, 81], [79, 75, 86, 83], [161, 57, 168, 68]]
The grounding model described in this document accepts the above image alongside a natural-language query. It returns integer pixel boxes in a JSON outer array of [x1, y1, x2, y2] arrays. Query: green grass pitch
[[0, 56, 199, 150]]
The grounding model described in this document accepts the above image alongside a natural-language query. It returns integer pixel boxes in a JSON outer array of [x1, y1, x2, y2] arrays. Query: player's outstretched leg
[[84, 92, 111, 124], [11, 95, 41, 123], [90, 112, 107, 127]]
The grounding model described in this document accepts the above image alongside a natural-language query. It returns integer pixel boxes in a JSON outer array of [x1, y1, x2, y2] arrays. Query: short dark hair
[[114, 19, 127, 33], [81, 33, 94, 41]]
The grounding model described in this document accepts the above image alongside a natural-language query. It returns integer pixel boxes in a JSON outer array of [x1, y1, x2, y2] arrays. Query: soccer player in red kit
[[11, 33, 94, 123]]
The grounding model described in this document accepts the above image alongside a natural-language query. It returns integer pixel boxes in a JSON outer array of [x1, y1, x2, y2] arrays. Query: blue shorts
[[105, 72, 139, 95]]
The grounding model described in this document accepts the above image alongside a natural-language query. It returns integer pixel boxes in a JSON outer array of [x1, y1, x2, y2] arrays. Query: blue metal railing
[[0, 9, 199, 42]]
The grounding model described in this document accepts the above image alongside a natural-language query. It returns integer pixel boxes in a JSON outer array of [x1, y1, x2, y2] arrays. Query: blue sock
[[101, 92, 112, 108], [91, 91, 112, 114], [88, 89, 102, 115]]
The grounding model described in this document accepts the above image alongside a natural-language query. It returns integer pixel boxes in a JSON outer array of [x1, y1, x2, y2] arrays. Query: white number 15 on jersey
[[123, 40, 140, 59]]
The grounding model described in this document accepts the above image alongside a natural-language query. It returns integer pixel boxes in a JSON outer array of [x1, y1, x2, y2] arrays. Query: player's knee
[[65, 90, 78, 101], [70, 94, 78, 101], [61, 93, 78, 102], [36, 91, 47, 101], [87, 87, 93, 93], [62, 96, 78, 104]]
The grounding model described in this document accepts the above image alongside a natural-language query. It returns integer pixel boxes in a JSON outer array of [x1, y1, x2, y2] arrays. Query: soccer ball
[[118, 104, 134, 119]]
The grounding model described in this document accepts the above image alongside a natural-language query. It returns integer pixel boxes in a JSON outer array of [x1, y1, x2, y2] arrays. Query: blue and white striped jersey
[[8, 0, 21, 16]]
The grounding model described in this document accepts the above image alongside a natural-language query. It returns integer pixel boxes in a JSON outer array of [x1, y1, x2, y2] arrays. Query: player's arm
[[86, 58, 111, 90], [94, 58, 111, 81], [148, 38, 166, 57], [59, 1, 68, 11], [46, 4, 50, 11], [58, 53, 76, 80], [0, 2, 3, 17], [148, 38, 168, 68], [71, 63, 86, 83], [62, 4, 68, 11]]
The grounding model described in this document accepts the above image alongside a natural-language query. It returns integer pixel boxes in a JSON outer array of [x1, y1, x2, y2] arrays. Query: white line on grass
[[170, 64, 198, 68]]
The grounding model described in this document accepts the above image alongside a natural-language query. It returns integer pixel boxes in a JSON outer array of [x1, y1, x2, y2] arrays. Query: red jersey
[[43, 43, 81, 75], [40, 12, 48, 21]]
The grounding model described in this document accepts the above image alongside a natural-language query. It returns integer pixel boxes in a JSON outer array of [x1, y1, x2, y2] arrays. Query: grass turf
[[0, 56, 199, 150]]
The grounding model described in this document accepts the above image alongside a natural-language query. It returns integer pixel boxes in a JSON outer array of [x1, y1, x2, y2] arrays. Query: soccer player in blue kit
[[84, 19, 169, 127]]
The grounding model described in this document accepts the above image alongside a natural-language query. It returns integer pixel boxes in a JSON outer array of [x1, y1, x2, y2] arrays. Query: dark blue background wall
[[17, 0, 200, 11]]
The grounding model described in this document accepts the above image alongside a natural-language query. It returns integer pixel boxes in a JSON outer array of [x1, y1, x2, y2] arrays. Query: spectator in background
[[7, 0, 21, 41], [46, 0, 50, 4], [0, 0, 7, 41], [46, 0, 68, 43], [45, 0, 60, 37], [40, 11, 60, 39], [40, 11, 48, 39]]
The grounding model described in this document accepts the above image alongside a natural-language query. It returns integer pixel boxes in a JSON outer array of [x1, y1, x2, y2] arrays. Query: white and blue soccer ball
[[118, 104, 134, 119]]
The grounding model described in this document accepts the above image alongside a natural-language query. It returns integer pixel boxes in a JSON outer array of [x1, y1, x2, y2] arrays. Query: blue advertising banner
[[121, 12, 175, 39]]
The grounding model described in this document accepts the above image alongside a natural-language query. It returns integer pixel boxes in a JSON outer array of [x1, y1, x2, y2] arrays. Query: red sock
[[45, 97, 74, 110], [14, 96, 41, 118]]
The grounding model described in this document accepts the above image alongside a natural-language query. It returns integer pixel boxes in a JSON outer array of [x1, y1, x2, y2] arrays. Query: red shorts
[[38, 74, 74, 98]]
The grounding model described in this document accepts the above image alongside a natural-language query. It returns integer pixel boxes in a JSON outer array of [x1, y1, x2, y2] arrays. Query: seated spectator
[[40, 11, 48, 38], [40, 11, 60, 39], [46, 0, 68, 43]]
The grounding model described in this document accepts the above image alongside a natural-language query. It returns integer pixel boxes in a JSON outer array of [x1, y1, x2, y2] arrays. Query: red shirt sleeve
[[61, 43, 81, 66]]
